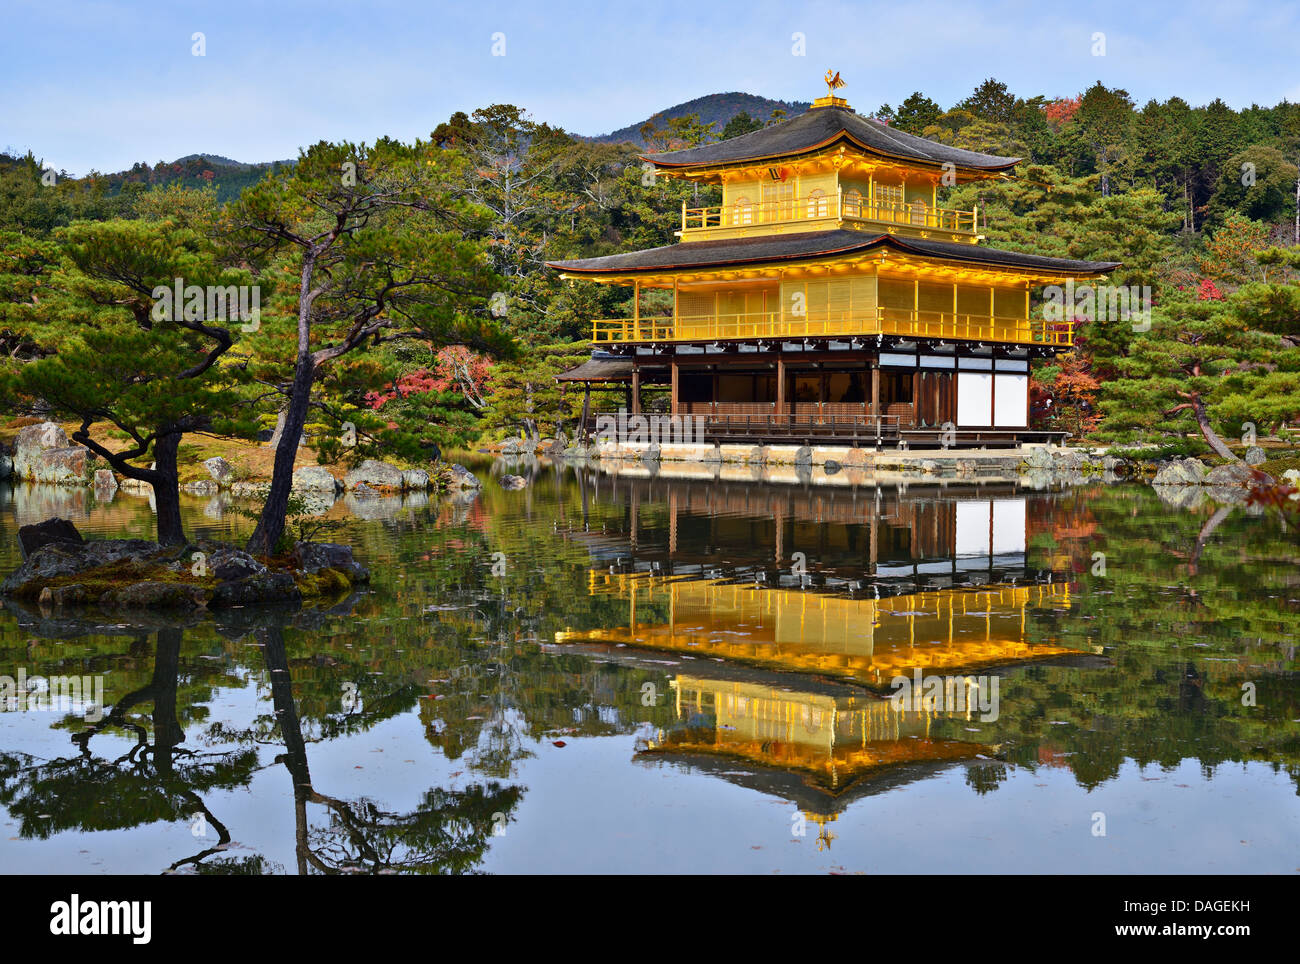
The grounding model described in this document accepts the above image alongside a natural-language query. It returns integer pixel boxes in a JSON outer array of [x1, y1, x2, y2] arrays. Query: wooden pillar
[[670, 359, 679, 416], [631, 362, 641, 415], [989, 369, 997, 431], [711, 366, 718, 417], [776, 356, 787, 415], [912, 369, 920, 428], [870, 359, 880, 416]]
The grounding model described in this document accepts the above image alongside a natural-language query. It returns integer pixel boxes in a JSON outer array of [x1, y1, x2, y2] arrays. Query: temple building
[[550, 76, 1120, 448]]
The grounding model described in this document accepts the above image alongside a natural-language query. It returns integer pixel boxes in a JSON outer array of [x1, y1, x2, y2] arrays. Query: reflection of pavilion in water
[[560, 574, 1076, 686], [556, 478, 1095, 831], [571, 472, 1059, 594], [640, 674, 1000, 841]]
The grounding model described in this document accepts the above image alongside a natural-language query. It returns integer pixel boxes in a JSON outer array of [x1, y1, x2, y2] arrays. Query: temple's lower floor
[[561, 345, 1059, 447]]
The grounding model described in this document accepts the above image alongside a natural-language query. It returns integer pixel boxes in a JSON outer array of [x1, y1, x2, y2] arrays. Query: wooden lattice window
[[875, 182, 904, 211], [806, 189, 830, 219], [761, 180, 793, 221], [732, 196, 753, 225]]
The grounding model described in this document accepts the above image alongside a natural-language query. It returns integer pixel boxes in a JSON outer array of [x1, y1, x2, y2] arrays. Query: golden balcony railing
[[681, 191, 977, 237], [591, 308, 1073, 347]]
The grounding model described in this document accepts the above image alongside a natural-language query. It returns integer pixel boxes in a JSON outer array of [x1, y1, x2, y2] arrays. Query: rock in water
[[401, 468, 430, 491], [1152, 458, 1207, 486], [1021, 447, 1054, 471], [343, 459, 404, 490], [17, 518, 85, 561], [442, 464, 481, 489], [290, 542, 370, 582], [499, 475, 528, 490], [1244, 446, 1267, 467], [292, 465, 341, 494], [203, 456, 234, 485], [93, 469, 118, 491], [1204, 461, 1256, 487], [12, 422, 92, 485]]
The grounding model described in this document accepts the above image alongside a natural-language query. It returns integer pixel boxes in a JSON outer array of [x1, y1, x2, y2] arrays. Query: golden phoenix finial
[[824, 70, 845, 97]]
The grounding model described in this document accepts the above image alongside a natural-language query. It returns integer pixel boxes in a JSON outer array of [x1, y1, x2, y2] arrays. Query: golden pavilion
[[551, 76, 1119, 447]]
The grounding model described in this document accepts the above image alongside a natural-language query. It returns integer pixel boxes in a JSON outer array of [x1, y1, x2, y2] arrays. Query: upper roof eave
[[546, 230, 1122, 279], [639, 104, 1021, 174]]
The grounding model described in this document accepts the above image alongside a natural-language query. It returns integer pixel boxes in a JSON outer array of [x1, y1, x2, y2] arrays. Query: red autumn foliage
[[1044, 96, 1081, 130], [1196, 278, 1225, 301]]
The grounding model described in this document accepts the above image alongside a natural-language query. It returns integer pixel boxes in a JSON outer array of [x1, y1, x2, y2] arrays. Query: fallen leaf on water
[[552, 740, 567, 748]]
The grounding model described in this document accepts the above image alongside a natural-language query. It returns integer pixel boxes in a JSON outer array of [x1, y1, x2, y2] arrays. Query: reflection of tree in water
[[0, 614, 524, 874], [260, 623, 522, 874], [0, 627, 260, 872]]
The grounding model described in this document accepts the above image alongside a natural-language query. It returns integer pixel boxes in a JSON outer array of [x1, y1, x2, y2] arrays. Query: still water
[[1, 459, 1297, 874]]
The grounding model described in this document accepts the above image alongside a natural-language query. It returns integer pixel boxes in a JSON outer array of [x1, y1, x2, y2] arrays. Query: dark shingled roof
[[643, 104, 1019, 172], [554, 357, 636, 382], [548, 230, 1121, 276]]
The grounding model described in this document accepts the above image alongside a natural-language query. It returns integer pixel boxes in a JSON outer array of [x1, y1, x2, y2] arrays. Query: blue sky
[[3, 0, 1298, 176]]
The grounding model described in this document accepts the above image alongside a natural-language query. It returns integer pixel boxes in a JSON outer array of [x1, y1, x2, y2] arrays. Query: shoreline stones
[[2, 520, 369, 611], [292, 465, 342, 495], [12, 422, 93, 485], [1152, 458, 1208, 486], [499, 475, 528, 490], [203, 456, 234, 485], [440, 463, 481, 490]]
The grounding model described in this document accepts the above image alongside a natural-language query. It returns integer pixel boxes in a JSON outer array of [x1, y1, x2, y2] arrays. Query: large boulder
[[231, 480, 271, 499], [13, 422, 93, 485], [1204, 461, 1256, 487], [292, 465, 341, 494], [401, 468, 430, 491], [290, 542, 370, 583], [1054, 448, 1086, 471], [203, 456, 235, 485], [499, 474, 528, 490], [344, 459, 404, 490], [93, 469, 117, 492], [1152, 458, 1207, 486], [441, 463, 481, 489], [1022, 447, 1055, 471], [210, 572, 301, 608], [2, 538, 165, 597], [793, 446, 813, 466], [17, 518, 84, 561], [204, 545, 268, 583]]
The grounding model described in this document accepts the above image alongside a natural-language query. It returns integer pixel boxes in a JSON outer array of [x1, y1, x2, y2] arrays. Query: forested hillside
[[3, 78, 1298, 464]]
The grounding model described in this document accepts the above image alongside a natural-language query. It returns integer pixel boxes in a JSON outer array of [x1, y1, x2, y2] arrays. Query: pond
[[1, 459, 1297, 874]]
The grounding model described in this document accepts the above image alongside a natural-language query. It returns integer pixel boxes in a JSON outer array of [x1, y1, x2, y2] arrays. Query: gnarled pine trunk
[[246, 351, 315, 557]]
